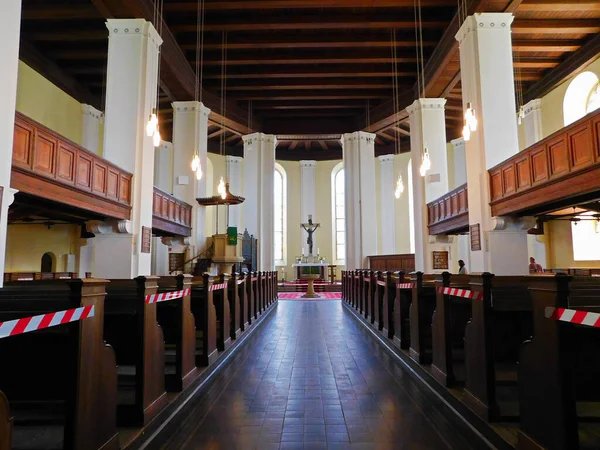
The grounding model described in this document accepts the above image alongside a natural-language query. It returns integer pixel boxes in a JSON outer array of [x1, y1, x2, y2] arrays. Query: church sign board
[[470, 224, 481, 251], [432, 251, 449, 270]]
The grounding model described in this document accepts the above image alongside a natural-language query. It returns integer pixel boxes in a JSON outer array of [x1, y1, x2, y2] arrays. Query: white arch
[[331, 162, 345, 264], [564, 71, 599, 126], [274, 162, 287, 265]]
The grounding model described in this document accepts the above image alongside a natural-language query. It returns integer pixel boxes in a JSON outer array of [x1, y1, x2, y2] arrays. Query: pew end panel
[[409, 272, 437, 365], [0, 391, 11, 450]]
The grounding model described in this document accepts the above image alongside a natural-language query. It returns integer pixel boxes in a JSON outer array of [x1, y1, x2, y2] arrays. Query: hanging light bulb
[[146, 108, 158, 137], [462, 121, 471, 142], [195, 165, 202, 180], [152, 126, 161, 147], [394, 174, 404, 199], [464, 102, 477, 132], [191, 152, 200, 172], [217, 176, 226, 199], [419, 148, 431, 177]]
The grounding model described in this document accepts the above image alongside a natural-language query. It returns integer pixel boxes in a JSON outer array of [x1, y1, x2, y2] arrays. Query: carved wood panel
[[151, 187, 193, 237], [548, 136, 569, 177], [427, 184, 469, 235], [34, 132, 56, 175], [502, 165, 516, 195], [531, 147, 548, 184], [516, 156, 531, 191], [57, 144, 76, 184], [13, 122, 33, 167], [569, 122, 594, 170]]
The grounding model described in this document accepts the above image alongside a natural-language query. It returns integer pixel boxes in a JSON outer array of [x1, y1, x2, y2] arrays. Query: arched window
[[274, 163, 287, 265], [564, 71, 600, 126], [41, 252, 55, 272], [331, 163, 345, 263]]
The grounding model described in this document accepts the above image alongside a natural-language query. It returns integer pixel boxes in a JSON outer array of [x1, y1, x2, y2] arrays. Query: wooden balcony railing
[[12, 112, 132, 220], [489, 108, 600, 216], [152, 187, 192, 237], [368, 254, 415, 272], [426, 183, 469, 235]]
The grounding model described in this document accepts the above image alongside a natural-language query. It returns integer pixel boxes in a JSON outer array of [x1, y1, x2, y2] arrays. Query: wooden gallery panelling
[[12, 113, 132, 220], [489, 108, 600, 216], [368, 254, 415, 272], [152, 187, 192, 237], [427, 183, 469, 235]]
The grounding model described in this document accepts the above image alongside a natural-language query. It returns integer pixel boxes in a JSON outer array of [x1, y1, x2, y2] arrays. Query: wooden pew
[[519, 275, 600, 450], [211, 274, 231, 352], [0, 391, 10, 450], [374, 271, 393, 336], [190, 274, 219, 367], [0, 279, 119, 450], [341, 271, 347, 303], [431, 272, 472, 387], [360, 270, 369, 319], [366, 271, 379, 328], [156, 275, 196, 392], [103, 276, 168, 427], [392, 271, 411, 350], [232, 272, 247, 334], [227, 273, 241, 340], [408, 272, 437, 364], [245, 271, 255, 326]]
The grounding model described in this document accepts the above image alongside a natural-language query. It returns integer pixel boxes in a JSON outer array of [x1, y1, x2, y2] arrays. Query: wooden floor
[[146, 300, 492, 450]]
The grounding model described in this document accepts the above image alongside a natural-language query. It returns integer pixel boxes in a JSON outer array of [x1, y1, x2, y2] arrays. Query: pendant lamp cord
[[220, 31, 228, 158], [195, 0, 205, 103]]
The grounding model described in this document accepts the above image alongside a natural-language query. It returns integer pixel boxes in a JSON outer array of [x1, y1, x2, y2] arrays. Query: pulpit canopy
[[196, 183, 245, 206]]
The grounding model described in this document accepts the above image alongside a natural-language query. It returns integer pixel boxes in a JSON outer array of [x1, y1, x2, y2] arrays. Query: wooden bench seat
[[409, 272, 437, 365], [0, 279, 118, 450]]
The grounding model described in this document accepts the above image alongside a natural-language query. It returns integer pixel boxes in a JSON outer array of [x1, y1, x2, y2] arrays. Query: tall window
[[331, 163, 345, 263], [274, 164, 286, 265], [571, 213, 600, 261], [564, 71, 600, 126]]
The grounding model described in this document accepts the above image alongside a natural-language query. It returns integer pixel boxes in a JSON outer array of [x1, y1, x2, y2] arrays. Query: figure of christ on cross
[[300, 215, 320, 256]]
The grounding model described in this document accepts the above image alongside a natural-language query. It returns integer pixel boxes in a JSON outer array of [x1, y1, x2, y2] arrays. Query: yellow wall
[[394, 153, 412, 254], [5, 224, 79, 272], [547, 221, 600, 269], [16, 61, 83, 146]]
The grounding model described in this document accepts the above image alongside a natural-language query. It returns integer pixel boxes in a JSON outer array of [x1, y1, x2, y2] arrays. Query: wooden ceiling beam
[[182, 40, 437, 50], [392, 126, 410, 136], [231, 94, 390, 101], [26, 31, 108, 41], [167, 0, 456, 11], [173, 20, 448, 32], [513, 59, 560, 69], [380, 131, 397, 141], [224, 83, 396, 91], [21, 6, 100, 20], [197, 57, 419, 66], [518, 0, 600, 12], [512, 20, 600, 34], [512, 40, 581, 53], [254, 105, 364, 110], [208, 129, 227, 139], [524, 33, 600, 103], [224, 135, 241, 144], [318, 141, 328, 150], [203, 69, 415, 79], [289, 141, 299, 151]]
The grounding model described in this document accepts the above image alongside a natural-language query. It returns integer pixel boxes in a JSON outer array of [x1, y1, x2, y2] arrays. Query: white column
[[154, 140, 172, 193], [378, 155, 396, 253], [78, 239, 93, 278], [226, 155, 243, 229], [172, 101, 211, 254], [300, 160, 317, 250], [93, 19, 162, 279], [0, 0, 21, 287], [242, 133, 276, 270], [341, 131, 378, 269], [457, 13, 529, 275], [407, 98, 451, 273], [81, 104, 103, 154], [522, 99, 547, 267], [151, 236, 169, 276], [451, 138, 467, 188], [522, 99, 543, 148]]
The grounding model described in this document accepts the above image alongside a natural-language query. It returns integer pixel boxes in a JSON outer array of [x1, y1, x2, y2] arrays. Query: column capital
[[226, 155, 243, 164], [342, 131, 376, 144], [243, 132, 277, 146], [450, 137, 465, 149], [81, 104, 103, 120], [157, 140, 172, 151], [523, 98, 542, 116], [299, 160, 317, 168], [172, 101, 211, 117], [456, 13, 514, 44], [406, 98, 446, 116], [105, 18, 162, 48], [377, 154, 395, 163]]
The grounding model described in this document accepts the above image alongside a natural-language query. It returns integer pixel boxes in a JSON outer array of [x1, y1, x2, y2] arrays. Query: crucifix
[[300, 215, 320, 256]]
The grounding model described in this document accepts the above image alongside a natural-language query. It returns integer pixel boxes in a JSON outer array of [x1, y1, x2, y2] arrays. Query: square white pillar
[[154, 140, 173, 193], [242, 133, 276, 270], [0, 0, 22, 287], [226, 155, 243, 229], [407, 98, 451, 273], [451, 138, 467, 188], [522, 99, 543, 148], [457, 13, 529, 275], [94, 19, 162, 279], [378, 155, 396, 254], [341, 131, 378, 269], [81, 104, 103, 155]]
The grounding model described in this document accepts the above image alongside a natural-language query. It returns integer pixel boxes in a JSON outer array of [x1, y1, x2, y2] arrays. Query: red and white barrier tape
[[377, 281, 386, 287], [436, 286, 483, 300], [237, 279, 245, 285], [354, 276, 360, 279], [251, 277, 258, 282], [0, 305, 95, 340], [145, 288, 190, 304], [545, 307, 600, 328], [397, 282, 414, 289], [364, 278, 371, 282], [209, 283, 228, 292]]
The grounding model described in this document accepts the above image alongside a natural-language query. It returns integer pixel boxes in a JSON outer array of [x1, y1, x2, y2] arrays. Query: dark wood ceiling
[[17, 0, 600, 161]]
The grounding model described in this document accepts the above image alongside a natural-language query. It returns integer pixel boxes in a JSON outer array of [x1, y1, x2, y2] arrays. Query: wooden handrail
[[170, 242, 214, 274]]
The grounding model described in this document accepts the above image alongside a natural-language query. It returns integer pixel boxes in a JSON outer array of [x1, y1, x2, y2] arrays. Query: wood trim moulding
[[12, 112, 133, 220], [426, 183, 469, 235], [488, 108, 600, 217], [151, 187, 193, 237]]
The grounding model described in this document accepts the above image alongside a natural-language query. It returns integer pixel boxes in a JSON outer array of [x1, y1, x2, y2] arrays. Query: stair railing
[[170, 241, 214, 275]]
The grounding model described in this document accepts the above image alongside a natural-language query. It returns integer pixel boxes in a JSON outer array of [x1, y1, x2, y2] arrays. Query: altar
[[291, 262, 329, 298]]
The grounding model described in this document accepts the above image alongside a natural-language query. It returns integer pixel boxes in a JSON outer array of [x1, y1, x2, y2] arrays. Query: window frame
[[274, 163, 287, 267], [331, 162, 345, 265]]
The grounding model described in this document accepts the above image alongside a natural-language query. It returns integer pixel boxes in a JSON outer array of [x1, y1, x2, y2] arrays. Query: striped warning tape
[[545, 307, 600, 328], [377, 281, 386, 287], [436, 286, 483, 300], [0, 305, 95, 340], [209, 283, 228, 292], [354, 276, 360, 279], [145, 288, 190, 304], [364, 278, 371, 282], [397, 283, 414, 289], [251, 277, 258, 282], [237, 279, 245, 285]]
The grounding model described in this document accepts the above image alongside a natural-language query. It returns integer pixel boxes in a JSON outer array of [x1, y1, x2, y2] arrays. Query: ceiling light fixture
[[394, 174, 404, 199], [190, 0, 206, 180]]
